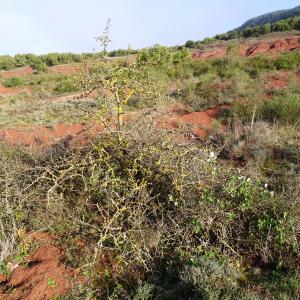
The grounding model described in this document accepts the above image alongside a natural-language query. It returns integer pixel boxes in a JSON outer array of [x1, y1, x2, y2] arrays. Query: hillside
[[238, 5, 300, 30], [192, 32, 300, 59], [184, 6, 300, 47], [0, 30, 300, 299]]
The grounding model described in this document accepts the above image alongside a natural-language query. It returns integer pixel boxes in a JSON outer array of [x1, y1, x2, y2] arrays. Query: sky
[[0, 0, 299, 55]]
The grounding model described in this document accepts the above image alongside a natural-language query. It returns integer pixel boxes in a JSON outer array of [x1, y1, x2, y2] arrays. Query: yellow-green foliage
[[0, 126, 298, 298]]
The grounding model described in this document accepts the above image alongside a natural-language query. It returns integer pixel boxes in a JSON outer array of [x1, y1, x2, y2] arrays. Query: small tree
[[3, 77, 24, 88], [76, 20, 158, 140], [95, 18, 112, 61], [185, 40, 196, 48], [261, 23, 271, 34], [0, 55, 15, 70]]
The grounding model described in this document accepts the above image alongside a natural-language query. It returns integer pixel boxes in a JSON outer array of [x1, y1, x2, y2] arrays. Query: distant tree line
[[216, 16, 300, 40], [0, 53, 83, 72], [0, 49, 138, 72], [108, 48, 137, 57], [238, 5, 300, 30], [184, 16, 300, 49]]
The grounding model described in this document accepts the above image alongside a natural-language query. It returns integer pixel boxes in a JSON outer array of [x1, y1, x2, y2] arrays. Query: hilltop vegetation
[[215, 16, 300, 41], [185, 6, 300, 48], [2, 7, 300, 74], [0, 50, 137, 72], [238, 5, 300, 30]]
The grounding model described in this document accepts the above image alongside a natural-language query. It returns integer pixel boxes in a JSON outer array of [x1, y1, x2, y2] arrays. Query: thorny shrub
[[0, 124, 298, 297]]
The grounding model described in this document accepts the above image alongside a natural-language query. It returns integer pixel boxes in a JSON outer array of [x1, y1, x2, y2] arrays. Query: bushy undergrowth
[[259, 93, 300, 126], [0, 50, 134, 71], [173, 50, 300, 115], [0, 124, 299, 298], [0, 40, 300, 299], [185, 16, 300, 46], [54, 77, 78, 94], [3, 77, 24, 88]]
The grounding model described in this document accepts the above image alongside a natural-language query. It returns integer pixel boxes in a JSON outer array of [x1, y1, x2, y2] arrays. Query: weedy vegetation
[[0, 20, 299, 300]]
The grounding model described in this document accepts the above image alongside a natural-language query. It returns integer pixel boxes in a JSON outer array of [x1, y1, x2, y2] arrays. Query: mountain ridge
[[238, 5, 300, 31]]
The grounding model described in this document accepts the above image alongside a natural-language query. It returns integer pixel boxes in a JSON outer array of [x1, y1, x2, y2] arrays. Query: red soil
[[242, 36, 300, 56], [0, 85, 22, 95], [50, 92, 82, 103], [0, 233, 73, 300], [161, 102, 190, 115], [192, 48, 227, 59], [0, 104, 229, 149], [48, 64, 79, 75], [266, 71, 289, 89], [192, 36, 300, 60], [0, 123, 85, 148], [156, 104, 230, 138], [0, 67, 33, 78], [0, 64, 79, 80], [266, 70, 300, 89], [0, 85, 33, 96]]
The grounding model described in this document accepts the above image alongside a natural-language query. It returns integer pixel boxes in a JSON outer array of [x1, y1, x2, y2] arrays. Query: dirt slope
[[0, 124, 85, 148], [0, 64, 79, 79], [192, 35, 300, 59], [0, 233, 73, 300], [0, 104, 230, 149]]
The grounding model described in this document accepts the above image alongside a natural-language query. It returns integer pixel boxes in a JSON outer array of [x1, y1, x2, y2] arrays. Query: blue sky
[[0, 0, 299, 55]]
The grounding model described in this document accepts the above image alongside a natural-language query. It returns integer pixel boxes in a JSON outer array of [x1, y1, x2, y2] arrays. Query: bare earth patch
[[0, 233, 73, 300], [0, 67, 33, 79], [48, 64, 79, 75], [192, 35, 300, 59], [0, 104, 230, 149], [156, 104, 230, 138]]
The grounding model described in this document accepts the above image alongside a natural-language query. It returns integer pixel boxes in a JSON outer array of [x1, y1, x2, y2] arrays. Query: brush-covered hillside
[[238, 5, 300, 30], [0, 17, 300, 300]]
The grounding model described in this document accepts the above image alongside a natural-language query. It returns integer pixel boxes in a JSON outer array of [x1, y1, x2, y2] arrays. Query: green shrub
[[185, 40, 196, 48], [54, 78, 78, 94], [137, 46, 190, 68], [108, 49, 137, 57], [274, 51, 300, 70], [40, 53, 83, 66], [243, 55, 274, 77], [30, 60, 47, 73], [14, 54, 28, 68], [191, 60, 213, 76], [3, 77, 24, 88], [0, 55, 15, 70], [194, 72, 223, 101], [259, 93, 300, 126], [0, 123, 298, 298]]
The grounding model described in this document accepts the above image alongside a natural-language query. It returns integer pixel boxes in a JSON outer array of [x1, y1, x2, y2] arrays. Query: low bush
[[274, 51, 300, 70], [54, 78, 78, 94], [29, 59, 47, 73], [243, 55, 274, 78], [0, 55, 15, 70], [0, 126, 298, 297], [3, 77, 24, 88], [259, 93, 300, 126]]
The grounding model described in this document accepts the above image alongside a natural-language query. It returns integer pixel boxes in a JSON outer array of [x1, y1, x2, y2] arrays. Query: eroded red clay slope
[[192, 35, 300, 59]]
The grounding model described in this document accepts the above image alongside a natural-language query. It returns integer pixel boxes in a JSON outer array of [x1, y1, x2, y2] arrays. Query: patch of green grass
[[0, 93, 97, 128], [259, 93, 300, 126], [3, 77, 24, 88], [54, 78, 78, 95], [47, 278, 57, 288]]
